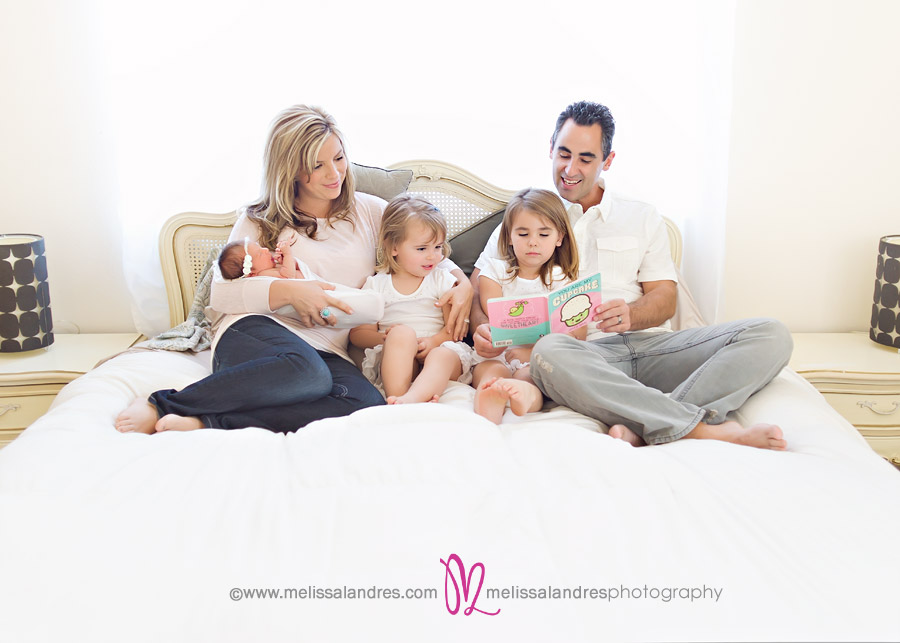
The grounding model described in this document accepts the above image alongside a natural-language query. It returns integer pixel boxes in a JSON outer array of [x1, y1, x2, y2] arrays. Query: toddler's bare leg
[[390, 347, 462, 404], [380, 325, 418, 398]]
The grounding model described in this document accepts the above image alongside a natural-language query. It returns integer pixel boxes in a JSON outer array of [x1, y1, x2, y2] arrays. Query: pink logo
[[439, 554, 501, 616]]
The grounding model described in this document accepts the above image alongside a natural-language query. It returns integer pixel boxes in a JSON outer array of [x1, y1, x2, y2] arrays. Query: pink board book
[[486, 273, 601, 347]]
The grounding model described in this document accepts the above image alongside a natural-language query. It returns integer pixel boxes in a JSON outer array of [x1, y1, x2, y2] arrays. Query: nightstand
[[789, 332, 900, 464], [0, 332, 141, 449]]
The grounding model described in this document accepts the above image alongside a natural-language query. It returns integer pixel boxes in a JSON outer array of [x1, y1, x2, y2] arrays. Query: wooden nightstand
[[0, 332, 141, 449], [789, 332, 900, 464]]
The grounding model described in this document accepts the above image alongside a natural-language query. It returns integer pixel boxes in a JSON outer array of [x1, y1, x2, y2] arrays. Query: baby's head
[[497, 188, 579, 285], [218, 238, 276, 279], [376, 194, 451, 275]]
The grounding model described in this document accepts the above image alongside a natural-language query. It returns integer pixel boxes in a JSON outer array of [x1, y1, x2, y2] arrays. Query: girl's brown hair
[[246, 104, 356, 249], [376, 194, 450, 274], [496, 188, 579, 287]]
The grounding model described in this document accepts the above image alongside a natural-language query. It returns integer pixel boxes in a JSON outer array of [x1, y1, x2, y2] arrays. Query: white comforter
[[1, 350, 898, 642]]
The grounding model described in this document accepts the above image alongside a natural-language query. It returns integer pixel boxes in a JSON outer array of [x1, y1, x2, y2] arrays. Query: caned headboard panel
[[159, 210, 237, 328], [157, 161, 682, 328]]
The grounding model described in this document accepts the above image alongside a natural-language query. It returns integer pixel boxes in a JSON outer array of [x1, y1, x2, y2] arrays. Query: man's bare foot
[[474, 377, 507, 424], [608, 424, 645, 446], [686, 420, 787, 450], [387, 394, 440, 405], [155, 414, 204, 432], [115, 399, 159, 434]]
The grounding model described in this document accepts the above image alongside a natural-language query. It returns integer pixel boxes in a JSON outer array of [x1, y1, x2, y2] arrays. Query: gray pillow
[[447, 209, 505, 277], [351, 163, 413, 201]]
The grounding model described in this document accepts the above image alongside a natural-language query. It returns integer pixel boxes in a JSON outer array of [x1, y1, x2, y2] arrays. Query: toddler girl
[[473, 188, 582, 423], [350, 195, 474, 404]]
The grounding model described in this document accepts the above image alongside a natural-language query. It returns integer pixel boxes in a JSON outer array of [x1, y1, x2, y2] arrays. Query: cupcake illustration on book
[[560, 293, 591, 327]]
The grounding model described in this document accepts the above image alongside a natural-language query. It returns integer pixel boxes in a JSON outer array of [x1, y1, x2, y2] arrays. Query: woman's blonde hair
[[246, 104, 356, 249], [376, 194, 451, 274], [497, 188, 579, 286]]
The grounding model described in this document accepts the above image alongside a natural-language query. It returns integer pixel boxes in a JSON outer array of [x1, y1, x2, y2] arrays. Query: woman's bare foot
[[115, 399, 159, 434], [686, 420, 787, 450], [608, 424, 645, 446], [155, 414, 204, 432]]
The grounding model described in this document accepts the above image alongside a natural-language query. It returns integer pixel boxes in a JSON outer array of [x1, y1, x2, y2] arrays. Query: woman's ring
[[617, 315, 623, 324], [320, 307, 331, 319]]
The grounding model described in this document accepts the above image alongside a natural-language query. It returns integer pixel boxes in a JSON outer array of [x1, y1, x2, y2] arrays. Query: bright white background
[[1, 0, 898, 337]]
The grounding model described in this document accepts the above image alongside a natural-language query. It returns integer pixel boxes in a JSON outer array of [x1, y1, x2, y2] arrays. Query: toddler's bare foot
[[608, 424, 645, 446], [494, 378, 542, 416], [474, 377, 508, 424], [155, 414, 204, 432], [387, 393, 440, 405], [686, 420, 787, 451], [115, 399, 159, 434]]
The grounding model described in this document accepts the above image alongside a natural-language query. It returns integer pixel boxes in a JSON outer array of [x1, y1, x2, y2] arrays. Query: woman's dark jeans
[[150, 315, 385, 432]]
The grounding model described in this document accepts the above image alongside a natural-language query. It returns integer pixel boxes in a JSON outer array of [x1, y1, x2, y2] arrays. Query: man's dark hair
[[551, 101, 616, 160]]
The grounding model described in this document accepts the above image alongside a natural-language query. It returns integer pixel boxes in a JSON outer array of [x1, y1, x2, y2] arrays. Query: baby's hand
[[275, 240, 297, 278]]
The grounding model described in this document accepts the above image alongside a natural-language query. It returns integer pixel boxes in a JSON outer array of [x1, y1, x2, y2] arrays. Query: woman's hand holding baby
[[269, 279, 353, 328], [436, 279, 474, 341]]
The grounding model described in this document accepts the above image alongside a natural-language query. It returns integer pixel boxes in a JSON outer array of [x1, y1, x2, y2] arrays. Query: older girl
[[116, 105, 471, 434], [472, 188, 582, 423]]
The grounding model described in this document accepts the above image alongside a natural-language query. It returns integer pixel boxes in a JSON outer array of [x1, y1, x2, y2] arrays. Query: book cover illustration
[[486, 273, 601, 347]]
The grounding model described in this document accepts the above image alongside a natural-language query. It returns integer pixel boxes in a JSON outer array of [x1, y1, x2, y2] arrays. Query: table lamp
[[0, 234, 53, 352], [870, 234, 900, 349]]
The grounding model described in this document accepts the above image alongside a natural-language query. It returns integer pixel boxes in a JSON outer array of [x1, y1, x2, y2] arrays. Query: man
[[469, 101, 791, 449]]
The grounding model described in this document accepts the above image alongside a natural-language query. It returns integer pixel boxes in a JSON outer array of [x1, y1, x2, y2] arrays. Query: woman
[[116, 105, 472, 434]]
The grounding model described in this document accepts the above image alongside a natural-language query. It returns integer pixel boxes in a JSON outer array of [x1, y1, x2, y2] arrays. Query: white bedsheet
[[1, 350, 898, 642]]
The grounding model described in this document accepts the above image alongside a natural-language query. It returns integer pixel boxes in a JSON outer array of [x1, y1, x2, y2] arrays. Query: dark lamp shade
[[870, 234, 900, 348], [0, 234, 53, 352]]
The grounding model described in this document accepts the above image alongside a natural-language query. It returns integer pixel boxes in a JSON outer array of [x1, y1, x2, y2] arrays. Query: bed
[[0, 161, 898, 643]]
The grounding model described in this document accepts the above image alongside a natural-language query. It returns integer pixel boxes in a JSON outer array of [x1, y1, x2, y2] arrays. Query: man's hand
[[592, 299, 631, 333], [473, 322, 504, 358]]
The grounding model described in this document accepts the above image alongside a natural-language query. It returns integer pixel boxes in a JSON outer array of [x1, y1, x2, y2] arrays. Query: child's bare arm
[[349, 323, 386, 349]]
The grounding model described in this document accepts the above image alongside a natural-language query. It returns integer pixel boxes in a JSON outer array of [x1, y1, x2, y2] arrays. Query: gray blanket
[[141, 248, 218, 352]]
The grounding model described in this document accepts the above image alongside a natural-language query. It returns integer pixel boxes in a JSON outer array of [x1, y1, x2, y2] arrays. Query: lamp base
[[869, 327, 900, 350], [0, 332, 54, 353]]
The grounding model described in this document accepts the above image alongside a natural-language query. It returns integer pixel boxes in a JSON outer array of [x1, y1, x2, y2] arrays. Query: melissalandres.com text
[[230, 586, 436, 601]]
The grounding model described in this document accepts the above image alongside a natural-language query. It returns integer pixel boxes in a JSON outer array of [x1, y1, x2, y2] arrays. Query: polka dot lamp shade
[[870, 235, 900, 349], [0, 234, 53, 352]]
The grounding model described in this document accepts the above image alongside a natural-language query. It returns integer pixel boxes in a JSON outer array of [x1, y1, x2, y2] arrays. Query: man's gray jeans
[[530, 318, 793, 445]]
